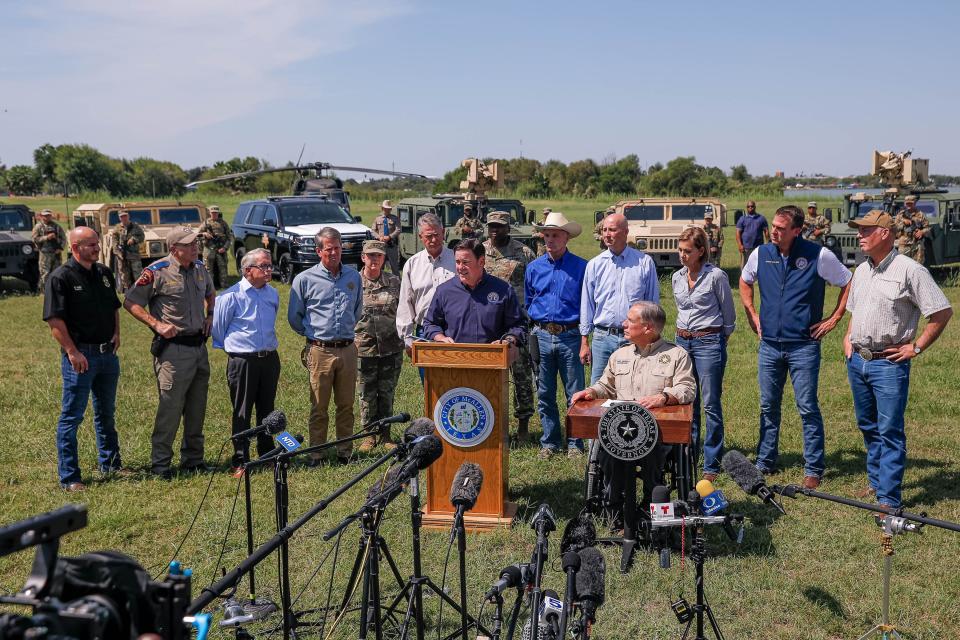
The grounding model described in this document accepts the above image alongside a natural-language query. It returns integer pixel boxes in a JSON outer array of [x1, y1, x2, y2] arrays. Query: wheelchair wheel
[[583, 439, 604, 516]]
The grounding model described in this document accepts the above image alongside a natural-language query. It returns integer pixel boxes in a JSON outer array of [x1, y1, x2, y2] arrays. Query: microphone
[[366, 466, 405, 503], [649, 485, 675, 522], [219, 597, 278, 628], [560, 552, 581, 638], [370, 412, 411, 429], [559, 513, 597, 554], [575, 547, 605, 624], [530, 503, 557, 535], [450, 462, 484, 513], [404, 417, 436, 442], [721, 450, 786, 515], [394, 434, 444, 484], [522, 590, 563, 640], [485, 564, 523, 599], [231, 410, 286, 441], [255, 433, 303, 462], [695, 479, 729, 516]]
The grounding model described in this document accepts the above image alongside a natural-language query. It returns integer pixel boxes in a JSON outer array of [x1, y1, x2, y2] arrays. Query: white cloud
[[3, 0, 408, 162]]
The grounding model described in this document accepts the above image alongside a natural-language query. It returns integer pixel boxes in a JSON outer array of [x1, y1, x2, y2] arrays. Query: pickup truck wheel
[[235, 247, 247, 274], [278, 253, 294, 284]]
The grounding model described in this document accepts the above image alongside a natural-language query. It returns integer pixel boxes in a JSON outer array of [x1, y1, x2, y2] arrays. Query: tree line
[[3, 143, 958, 200]]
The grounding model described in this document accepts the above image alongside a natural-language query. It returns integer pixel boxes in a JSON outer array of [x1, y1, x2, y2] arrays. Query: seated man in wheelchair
[[571, 302, 695, 530]]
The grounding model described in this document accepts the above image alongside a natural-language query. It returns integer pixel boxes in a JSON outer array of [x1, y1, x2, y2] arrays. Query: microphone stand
[[528, 517, 552, 640], [558, 554, 579, 640]]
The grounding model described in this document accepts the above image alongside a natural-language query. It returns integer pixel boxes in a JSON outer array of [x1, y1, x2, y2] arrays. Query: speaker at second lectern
[[411, 341, 517, 531]]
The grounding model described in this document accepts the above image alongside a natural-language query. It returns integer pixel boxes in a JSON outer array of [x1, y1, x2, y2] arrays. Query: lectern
[[411, 342, 517, 531]]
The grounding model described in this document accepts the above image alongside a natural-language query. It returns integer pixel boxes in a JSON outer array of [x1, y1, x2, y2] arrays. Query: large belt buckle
[[857, 347, 873, 361], [546, 322, 562, 335], [99, 342, 112, 354]]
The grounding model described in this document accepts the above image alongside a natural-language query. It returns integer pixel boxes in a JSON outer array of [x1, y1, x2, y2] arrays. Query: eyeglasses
[[251, 264, 274, 272]]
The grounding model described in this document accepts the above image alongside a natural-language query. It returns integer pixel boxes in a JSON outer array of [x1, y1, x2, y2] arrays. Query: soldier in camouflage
[[453, 202, 482, 241], [531, 207, 551, 256], [703, 211, 723, 265], [31, 209, 67, 293], [802, 202, 830, 245], [593, 206, 616, 249], [110, 211, 145, 291], [483, 211, 537, 439], [198, 205, 234, 288], [895, 195, 930, 264], [356, 240, 405, 452]]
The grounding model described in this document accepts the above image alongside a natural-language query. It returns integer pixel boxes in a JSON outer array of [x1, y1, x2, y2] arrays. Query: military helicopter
[[184, 160, 429, 213]]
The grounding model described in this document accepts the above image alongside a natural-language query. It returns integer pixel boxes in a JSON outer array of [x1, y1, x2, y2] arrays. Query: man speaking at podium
[[423, 238, 525, 347]]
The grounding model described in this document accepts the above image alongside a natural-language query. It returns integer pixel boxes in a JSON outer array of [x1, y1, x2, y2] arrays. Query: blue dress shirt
[[287, 262, 363, 341], [212, 277, 280, 352], [423, 273, 524, 343], [580, 246, 660, 335], [524, 250, 587, 324], [671, 264, 736, 336]]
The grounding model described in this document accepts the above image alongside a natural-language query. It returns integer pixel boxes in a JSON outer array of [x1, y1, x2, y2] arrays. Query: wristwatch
[[913, 343, 922, 356]]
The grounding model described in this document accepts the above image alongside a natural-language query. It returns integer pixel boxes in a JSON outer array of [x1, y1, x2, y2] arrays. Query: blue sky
[[3, 0, 959, 178]]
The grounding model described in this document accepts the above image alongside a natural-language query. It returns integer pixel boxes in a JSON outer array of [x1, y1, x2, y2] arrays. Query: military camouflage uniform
[[594, 208, 615, 249], [483, 237, 536, 421], [532, 211, 550, 256], [802, 214, 830, 245], [372, 211, 402, 273], [895, 209, 929, 264], [198, 217, 233, 288], [355, 270, 404, 444], [32, 218, 67, 292], [110, 221, 145, 291], [704, 222, 723, 265], [454, 211, 482, 241]]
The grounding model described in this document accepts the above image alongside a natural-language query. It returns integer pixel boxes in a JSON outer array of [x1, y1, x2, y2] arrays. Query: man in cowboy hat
[[373, 199, 401, 273], [525, 211, 589, 457]]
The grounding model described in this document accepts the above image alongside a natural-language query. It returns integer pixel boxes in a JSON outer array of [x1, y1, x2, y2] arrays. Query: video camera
[[0, 505, 209, 640]]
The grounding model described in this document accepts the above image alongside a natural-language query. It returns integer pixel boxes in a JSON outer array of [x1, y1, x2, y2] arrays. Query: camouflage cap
[[904, 195, 917, 203], [166, 226, 199, 246], [118, 210, 130, 217], [807, 201, 817, 208], [40, 209, 53, 216], [486, 211, 511, 226], [362, 239, 386, 254], [848, 209, 893, 230], [464, 202, 475, 211], [605, 205, 616, 214], [209, 205, 221, 213], [704, 211, 714, 219]]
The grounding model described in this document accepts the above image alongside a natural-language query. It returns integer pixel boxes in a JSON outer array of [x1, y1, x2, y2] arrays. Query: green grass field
[[1, 196, 959, 638]]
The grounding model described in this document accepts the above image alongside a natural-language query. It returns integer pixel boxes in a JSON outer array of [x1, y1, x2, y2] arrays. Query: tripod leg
[[704, 605, 725, 640]]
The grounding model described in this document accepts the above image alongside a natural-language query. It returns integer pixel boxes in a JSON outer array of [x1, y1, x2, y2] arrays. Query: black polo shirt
[[43, 258, 121, 345]]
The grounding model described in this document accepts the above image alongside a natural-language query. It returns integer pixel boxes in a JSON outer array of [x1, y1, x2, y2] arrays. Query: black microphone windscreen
[[575, 547, 606, 606], [409, 434, 444, 471], [650, 485, 671, 504], [721, 450, 764, 495], [561, 551, 581, 572], [559, 513, 597, 554], [404, 418, 436, 441], [500, 564, 522, 585], [450, 462, 483, 510], [262, 410, 287, 434]]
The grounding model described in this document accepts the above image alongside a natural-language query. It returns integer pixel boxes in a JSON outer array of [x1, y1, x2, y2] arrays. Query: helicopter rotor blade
[[324, 165, 429, 179], [184, 166, 306, 189]]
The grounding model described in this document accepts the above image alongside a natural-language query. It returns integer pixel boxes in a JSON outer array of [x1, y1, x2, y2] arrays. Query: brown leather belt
[[308, 339, 353, 348], [676, 327, 722, 339], [534, 321, 579, 335], [853, 344, 902, 361]]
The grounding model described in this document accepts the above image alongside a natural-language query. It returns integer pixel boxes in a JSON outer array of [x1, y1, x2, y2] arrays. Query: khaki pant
[[385, 246, 401, 275], [39, 251, 62, 292], [152, 343, 209, 472], [303, 343, 358, 458]]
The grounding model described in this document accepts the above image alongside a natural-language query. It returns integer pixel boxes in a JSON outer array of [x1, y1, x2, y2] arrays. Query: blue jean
[[534, 327, 585, 451], [756, 340, 825, 477], [56, 350, 121, 485], [590, 328, 629, 384], [847, 354, 910, 508], [676, 334, 727, 474]]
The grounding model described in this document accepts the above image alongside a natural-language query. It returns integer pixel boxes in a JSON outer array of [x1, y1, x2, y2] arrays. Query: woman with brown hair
[[671, 227, 736, 481]]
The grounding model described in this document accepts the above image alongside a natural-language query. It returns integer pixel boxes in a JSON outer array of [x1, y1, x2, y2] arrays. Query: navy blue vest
[[757, 238, 825, 342]]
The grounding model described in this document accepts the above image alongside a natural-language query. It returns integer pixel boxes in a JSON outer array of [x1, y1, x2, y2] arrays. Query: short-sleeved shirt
[[847, 250, 951, 349], [372, 213, 401, 245], [741, 245, 851, 287], [671, 264, 736, 335], [423, 273, 524, 344], [356, 271, 404, 356], [43, 258, 121, 344], [736, 212, 768, 250], [124, 256, 215, 334], [588, 339, 696, 404]]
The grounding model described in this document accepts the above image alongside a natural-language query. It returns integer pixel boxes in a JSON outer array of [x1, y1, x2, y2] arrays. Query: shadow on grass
[[802, 586, 847, 619], [766, 447, 946, 483], [906, 467, 960, 506]]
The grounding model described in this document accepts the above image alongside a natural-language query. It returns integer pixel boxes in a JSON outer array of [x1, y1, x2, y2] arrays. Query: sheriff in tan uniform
[[123, 226, 216, 478], [572, 301, 696, 518], [372, 200, 402, 274]]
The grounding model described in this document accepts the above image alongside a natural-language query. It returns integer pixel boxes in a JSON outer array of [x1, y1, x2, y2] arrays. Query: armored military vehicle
[[597, 198, 727, 269], [73, 201, 209, 273], [0, 203, 39, 291], [826, 151, 960, 267], [395, 158, 537, 260]]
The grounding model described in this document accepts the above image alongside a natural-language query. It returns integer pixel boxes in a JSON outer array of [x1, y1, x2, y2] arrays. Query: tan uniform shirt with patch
[[372, 213, 401, 246], [588, 339, 696, 404], [124, 256, 215, 334]]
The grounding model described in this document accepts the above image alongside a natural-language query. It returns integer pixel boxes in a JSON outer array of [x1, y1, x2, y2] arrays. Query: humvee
[[597, 198, 727, 269], [73, 201, 209, 273], [395, 196, 537, 260], [0, 203, 40, 291]]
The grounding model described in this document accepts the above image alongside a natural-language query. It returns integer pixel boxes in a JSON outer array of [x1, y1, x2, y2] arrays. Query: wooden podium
[[411, 342, 518, 531]]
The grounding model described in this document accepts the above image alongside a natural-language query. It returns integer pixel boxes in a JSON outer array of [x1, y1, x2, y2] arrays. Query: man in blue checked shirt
[[525, 212, 588, 459], [580, 212, 660, 384], [212, 248, 281, 475], [288, 227, 364, 465]]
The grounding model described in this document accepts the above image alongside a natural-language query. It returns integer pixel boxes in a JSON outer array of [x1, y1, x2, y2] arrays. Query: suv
[[599, 198, 727, 269], [0, 203, 39, 291], [395, 196, 536, 260], [73, 201, 209, 273], [231, 196, 372, 283]]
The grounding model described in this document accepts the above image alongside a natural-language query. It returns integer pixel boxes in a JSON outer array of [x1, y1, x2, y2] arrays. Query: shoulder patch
[[148, 260, 169, 271], [136, 269, 155, 287], [195, 259, 205, 266]]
